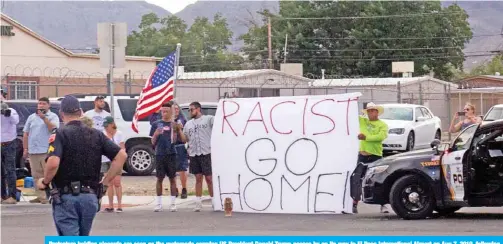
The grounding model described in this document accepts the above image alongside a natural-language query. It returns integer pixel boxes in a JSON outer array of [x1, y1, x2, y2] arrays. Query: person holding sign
[[350, 102, 389, 214], [183, 102, 214, 212], [151, 103, 186, 212]]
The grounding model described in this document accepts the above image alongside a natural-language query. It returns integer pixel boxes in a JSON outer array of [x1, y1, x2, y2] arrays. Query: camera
[[1, 108, 11, 117]]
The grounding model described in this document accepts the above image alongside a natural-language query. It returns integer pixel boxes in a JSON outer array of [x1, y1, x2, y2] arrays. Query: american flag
[[132, 52, 176, 133]]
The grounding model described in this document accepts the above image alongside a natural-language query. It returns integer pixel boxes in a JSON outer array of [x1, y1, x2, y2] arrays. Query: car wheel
[[435, 207, 461, 216], [434, 130, 441, 140], [406, 132, 415, 151], [389, 175, 435, 220], [126, 144, 155, 176]]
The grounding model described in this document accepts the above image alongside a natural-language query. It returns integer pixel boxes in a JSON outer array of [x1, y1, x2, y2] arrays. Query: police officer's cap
[[60, 95, 81, 113]]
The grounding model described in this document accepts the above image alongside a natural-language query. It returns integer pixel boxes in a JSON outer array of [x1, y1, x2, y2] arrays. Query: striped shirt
[[183, 115, 214, 156]]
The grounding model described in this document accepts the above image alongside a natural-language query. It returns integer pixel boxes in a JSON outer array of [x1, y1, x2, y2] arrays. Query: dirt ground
[[120, 173, 208, 196]]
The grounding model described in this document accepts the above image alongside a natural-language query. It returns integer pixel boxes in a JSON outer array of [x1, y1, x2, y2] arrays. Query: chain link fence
[[3, 67, 503, 135]]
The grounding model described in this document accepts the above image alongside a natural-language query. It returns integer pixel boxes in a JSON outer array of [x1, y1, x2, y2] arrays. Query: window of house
[[9, 81, 37, 100]]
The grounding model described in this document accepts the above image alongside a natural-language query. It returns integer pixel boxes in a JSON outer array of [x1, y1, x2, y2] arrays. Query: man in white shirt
[[84, 96, 110, 132], [1, 101, 19, 204]]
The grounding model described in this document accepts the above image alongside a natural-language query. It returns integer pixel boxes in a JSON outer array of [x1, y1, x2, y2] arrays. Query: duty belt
[[59, 185, 96, 195], [1, 140, 14, 147]]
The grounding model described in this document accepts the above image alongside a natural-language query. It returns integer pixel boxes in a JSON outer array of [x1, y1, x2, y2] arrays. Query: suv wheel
[[126, 144, 155, 176], [389, 175, 435, 220]]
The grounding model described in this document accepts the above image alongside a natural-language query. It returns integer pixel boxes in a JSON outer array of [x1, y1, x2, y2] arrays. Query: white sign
[[211, 92, 362, 214], [97, 22, 127, 68]]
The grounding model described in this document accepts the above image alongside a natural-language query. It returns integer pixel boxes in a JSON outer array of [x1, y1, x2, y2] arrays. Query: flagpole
[[173, 43, 181, 100]]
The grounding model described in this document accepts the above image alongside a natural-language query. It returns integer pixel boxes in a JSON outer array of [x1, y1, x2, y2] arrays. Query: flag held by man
[[132, 52, 176, 133]]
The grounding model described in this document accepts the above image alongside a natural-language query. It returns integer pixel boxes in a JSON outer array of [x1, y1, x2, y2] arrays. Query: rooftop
[[312, 76, 456, 87]]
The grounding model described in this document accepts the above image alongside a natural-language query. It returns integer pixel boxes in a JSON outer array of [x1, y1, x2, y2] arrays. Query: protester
[[152, 102, 186, 212], [80, 116, 94, 128], [149, 109, 162, 137], [1, 101, 19, 204], [102, 116, 125, 213], [449, 102, 482, 133], [84, 96, 110, 132], [183, 101, 214, 212], [22, 97, 60, 204], [173, 102, 188, 199], [37, 95, 127, 236], [350, 102, 389, 214]]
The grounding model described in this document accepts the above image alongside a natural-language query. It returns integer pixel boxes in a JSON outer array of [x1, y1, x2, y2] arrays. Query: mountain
[[1, 0, 171, 51], [1, 1, 502, 71]]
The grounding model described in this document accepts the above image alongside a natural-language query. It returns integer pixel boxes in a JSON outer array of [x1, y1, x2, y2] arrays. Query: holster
[[45, 183, 62, 205], [96, 183, 108, 212]]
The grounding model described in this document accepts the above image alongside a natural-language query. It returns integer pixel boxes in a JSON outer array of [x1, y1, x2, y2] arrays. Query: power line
[[290, 34, 499, 41]]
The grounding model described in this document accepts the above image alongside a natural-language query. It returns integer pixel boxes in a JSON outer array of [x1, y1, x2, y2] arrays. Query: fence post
[[419, 83, 423, 105], [123, 74, 128, 94], [396, 81, 401, 103], [445, 84, 451, 141]]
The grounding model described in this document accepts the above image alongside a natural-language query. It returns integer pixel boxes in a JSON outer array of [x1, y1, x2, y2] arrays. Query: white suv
[[52, 94, 155, 176]]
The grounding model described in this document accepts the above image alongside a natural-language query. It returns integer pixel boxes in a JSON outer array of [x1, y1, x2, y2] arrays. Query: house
[[1, 13, 160, 99]]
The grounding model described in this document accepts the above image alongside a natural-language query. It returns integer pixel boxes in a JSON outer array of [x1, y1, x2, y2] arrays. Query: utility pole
[[283, 34, 288, 63], [109, 23, 115, 118], [268, 17, 273, 69]]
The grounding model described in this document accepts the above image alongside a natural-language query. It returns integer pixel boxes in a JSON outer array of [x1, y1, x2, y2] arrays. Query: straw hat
[[362, 102, 384, 115]]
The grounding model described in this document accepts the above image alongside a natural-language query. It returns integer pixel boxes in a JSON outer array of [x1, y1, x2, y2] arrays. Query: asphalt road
[[2, 202, 503, 243]]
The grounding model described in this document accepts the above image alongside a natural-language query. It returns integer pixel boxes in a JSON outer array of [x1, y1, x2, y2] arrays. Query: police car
[[362, 120, 503, 220]]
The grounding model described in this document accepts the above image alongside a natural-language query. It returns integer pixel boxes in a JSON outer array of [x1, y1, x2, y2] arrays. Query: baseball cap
[[103, 116, 114, 127], [60, 95, 81, 113]]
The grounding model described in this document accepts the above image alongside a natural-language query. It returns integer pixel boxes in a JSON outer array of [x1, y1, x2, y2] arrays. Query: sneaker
[[104, 208, 114, 213], [181, 188, 187, 199], [116, 208, 123, 213], [194, 202, 202, 212], [352, 203, 358, 214], [169, 204, 177, 212], [154, 204, 163, 212], [1, 197, 17, 204], [29, 197, 41, 203], [40, 199, 49, 204], [380, 205, 389, 213]]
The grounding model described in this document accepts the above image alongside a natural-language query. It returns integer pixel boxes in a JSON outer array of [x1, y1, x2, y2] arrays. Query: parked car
[[179, 102, 218, 119], [483, 104, 503, 122], [362, 120, 503, 220], [3, 99, 63, 178], [379, 104, 442, 152]]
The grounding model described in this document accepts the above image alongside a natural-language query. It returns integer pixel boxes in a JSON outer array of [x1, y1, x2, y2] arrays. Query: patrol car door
[[441, 124, 478, 202]]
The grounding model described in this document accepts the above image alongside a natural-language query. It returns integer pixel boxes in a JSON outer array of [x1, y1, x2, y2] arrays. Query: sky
[[145, 0, 198, 13]]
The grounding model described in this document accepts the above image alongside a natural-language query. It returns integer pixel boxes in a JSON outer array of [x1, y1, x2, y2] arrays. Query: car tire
[[434, 130, 441, 141], [389, 174, 435, 220], [435, 207, 461, 216], [405, 132, 415, 151], [126, 144, 155, 176]]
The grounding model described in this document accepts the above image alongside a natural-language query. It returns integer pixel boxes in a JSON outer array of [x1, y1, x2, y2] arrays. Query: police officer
[[36, 95, 127, 236]]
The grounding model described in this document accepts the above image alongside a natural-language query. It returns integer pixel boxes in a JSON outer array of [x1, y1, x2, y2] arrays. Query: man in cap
[[37, 95, 127, 236], [350, 102, 389, 214]]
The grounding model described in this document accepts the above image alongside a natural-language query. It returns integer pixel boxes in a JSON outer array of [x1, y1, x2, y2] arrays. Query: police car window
[[117, 99, 148, 122], [452, 124, 478, 150]]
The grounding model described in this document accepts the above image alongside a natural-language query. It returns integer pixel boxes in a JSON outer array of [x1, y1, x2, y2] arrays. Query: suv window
[[117, 99, 149, 122], [181, 107, 217, 119], [80, 101, 111, 113], [452, 124, 478, 151], [484, 107, 503, 121]]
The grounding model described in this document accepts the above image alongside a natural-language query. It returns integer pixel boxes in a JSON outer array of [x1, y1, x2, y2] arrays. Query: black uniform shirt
[[47, 120, 121, 188]]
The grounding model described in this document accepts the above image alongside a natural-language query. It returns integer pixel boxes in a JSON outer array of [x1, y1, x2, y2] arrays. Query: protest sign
[[211, 92, 362, 214]]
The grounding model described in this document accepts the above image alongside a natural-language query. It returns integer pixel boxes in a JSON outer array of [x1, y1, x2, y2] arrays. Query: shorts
[[100, 162, 122, 175], [156, 154, 177, 179], [174, 144, 188, 172], [189, 154, 212, 176]]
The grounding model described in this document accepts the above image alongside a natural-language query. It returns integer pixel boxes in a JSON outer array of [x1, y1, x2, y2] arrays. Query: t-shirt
[[153, 120, 176, 156], [183, 115, 214, 157], [358, 116, 388, 157], [103, 131, 124, 162], [84, 109, 111, 132]]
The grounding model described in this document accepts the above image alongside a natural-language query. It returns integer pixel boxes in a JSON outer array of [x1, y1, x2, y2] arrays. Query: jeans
[[52, 193, 99, 236], [350, 154, 382, 202], [1, 141, 17, 199]]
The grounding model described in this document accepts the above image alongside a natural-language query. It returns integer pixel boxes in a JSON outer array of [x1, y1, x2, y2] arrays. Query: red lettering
[[242, 102, 269, 135], [310, 99, 336, 136], [302, 98, 308, 135], [222, 100, 240, 136], [337, 97, 359, 135], [269, 101, 296, 134]]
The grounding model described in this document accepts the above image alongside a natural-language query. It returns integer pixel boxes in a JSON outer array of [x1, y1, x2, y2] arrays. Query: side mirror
[[431, 139, 449, 155], [430, 139, 441, 149], [417, 116, 427, 122]]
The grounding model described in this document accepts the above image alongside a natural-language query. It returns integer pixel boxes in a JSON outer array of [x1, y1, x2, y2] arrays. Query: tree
[[126, 13, 244, 71], [470, 54, 503, 76], [240, 1, 473, 80]]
